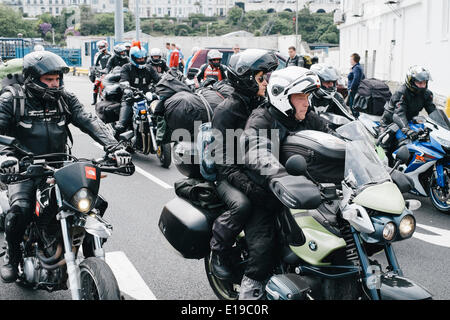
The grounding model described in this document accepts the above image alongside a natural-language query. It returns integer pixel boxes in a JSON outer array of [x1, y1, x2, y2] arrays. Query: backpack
[[353, 78, 392, 116], [196, 93, 217, 182]]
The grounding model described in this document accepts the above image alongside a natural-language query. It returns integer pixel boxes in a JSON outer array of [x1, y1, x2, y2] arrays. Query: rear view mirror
[[285, 155, 308, 177], [0, 135, 17, 147], [395, 146, 410, 164]]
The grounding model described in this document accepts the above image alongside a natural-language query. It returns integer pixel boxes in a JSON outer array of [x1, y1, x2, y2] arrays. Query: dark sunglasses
[[256, 74, 269, 83]]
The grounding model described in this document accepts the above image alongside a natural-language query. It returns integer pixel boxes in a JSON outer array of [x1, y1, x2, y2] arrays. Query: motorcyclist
[[105, 44, 130, 73], [209, 49, 279, 282], [379, 65, 436, 155], [195, 50, 227, 88], [115, 46, 161, 135], [309, 63, 350, 118], [147, 48, 169, 75], [91, 40, 111, 105], [0, 51, 131, 283], [124, 42, 131, 57], [238, 67, 331, 299]]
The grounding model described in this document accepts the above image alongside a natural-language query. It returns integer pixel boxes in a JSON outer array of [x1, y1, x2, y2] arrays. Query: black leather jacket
[[381, 84, 436, 129], [120, 63, 161, 93], [241, 103, 331, 185], [0, 88, 117, 157], [211, 91, 264, 189], [106, 55, 129, 73]]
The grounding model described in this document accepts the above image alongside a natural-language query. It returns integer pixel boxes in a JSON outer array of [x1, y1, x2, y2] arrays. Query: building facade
[[245, 0, 340, 14], [0, 0, 114, 16], [127, 0, 235, 18], [336, 0, 450, 102]]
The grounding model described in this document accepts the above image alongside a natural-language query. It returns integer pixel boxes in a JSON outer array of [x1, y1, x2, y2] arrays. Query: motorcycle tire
[[79, 257, 121, 300], [429, 167, 450, 213], [204, 255, 240, 301], [157, 143, 172, 169]]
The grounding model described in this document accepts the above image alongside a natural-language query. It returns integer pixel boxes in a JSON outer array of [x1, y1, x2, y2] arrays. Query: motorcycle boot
[[1, 205, 30, 283], [1, 246, 19, 283], [210, 250, 233, 280], [238, 275, 266, 300], [115, 102, 133, 137]]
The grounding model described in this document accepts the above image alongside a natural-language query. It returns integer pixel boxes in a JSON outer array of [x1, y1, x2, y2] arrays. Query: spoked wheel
[[157, 143, 172, 168], [79, 258, 120, 300], [429, 167, 450, 213]]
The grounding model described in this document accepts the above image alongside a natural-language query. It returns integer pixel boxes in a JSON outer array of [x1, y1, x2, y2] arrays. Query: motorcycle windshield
[[336, 120, 375, 143], [344, 140, 391, 191], [428, 110, 450, 130]]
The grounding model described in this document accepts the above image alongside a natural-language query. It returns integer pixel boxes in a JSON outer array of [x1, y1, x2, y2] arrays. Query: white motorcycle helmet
[[207, 50, 223, 67], [150, 48, 162, 62], [96, 40, 108, 52], [268, 66, 321, 118]]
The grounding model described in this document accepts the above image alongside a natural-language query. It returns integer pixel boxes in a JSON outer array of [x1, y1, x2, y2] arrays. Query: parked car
[[186, 48, 287, 80]]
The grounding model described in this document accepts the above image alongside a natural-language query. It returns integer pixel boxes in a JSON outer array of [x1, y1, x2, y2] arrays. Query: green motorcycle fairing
[[353, 181, 405, 215], [289, 210, 346, 266]]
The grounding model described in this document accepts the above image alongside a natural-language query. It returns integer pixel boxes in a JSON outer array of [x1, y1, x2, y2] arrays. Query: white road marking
[[93, 142, 173, 189], [105, 251, 157, 300], [413, 224, 450, 248]]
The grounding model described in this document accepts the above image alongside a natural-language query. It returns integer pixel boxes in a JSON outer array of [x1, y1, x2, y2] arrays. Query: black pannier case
[[159, 197, 222, 259]]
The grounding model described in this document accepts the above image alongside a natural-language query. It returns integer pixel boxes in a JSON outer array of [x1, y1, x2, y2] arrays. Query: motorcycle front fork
[[350, 226, 403, 301], [55, 185, 105, 300]]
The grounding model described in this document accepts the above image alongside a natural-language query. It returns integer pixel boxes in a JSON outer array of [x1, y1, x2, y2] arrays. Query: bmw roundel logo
[[309, 241, 318, 251]]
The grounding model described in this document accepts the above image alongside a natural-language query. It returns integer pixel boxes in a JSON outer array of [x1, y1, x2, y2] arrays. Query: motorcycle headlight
[[382, 222, 396, 241], [71, 188, 94, 213], [399, 215, 416, 238]]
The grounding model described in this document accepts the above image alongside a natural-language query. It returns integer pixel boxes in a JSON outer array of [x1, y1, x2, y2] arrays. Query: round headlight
[[399, 215, 416, 238], [71, 188, 94, 213], [383, 222, 396, 241]]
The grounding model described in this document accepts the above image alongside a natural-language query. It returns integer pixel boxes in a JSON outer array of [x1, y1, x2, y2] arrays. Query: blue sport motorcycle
[[389, 110, 450, 213]]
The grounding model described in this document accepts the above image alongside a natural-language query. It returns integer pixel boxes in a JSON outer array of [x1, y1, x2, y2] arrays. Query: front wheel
[[157, 143, 172, 168], [79, 257, 121, 300], [429, 166, 450, 213]]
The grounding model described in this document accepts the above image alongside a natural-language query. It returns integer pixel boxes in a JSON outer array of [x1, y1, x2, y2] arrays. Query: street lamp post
[[296, 0, 299, 50], [135, 0, 141, 41], [115, 0, 124, 43]]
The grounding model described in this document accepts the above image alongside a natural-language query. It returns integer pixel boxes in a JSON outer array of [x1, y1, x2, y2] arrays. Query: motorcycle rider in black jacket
[[147, 48, 169, 75], [208, 49, 279, 283], [0, 51, 131, 283], [238, 67, 331, 299], [309, 63, 350, 119], [379, 65, 436, 156], [115, 46, 161, 135], [105, 44, 130, 73]]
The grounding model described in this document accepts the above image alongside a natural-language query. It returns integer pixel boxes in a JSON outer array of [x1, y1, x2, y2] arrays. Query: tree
[[0, 5, 39, 38], [226, 7, 243, 26]]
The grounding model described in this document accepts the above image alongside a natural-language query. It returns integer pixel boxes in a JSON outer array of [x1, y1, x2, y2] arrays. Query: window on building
[[56, 7, 59, 14]]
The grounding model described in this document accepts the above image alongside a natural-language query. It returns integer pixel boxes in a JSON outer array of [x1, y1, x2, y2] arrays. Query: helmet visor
[[23, 52, 70, 78]]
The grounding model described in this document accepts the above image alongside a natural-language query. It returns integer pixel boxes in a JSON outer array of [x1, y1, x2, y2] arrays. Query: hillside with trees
[[0, 4, 339, 45]]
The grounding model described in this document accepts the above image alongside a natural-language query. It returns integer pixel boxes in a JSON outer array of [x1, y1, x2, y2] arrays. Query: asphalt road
[[0, 75, 449, 300]]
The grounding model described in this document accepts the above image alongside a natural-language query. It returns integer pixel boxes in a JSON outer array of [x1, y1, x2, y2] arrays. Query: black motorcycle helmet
[[227, 49, 279, 96], [405, 65, 432, 94], [23, 51, 70, 102], [114, 44, 128, 60]]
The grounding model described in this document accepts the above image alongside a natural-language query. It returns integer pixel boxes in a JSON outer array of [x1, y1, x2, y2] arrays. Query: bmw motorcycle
[[158, 122, 431, 300], [382, 110, 450, 213], [0, 133, 135, 300], [118, 85, 172, 168]]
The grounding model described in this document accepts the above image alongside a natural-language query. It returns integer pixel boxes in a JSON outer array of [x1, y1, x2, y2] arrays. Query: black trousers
[[243, 203, 278, 281], [210, 180, 251, 252], [5, 179, 37, 264]]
